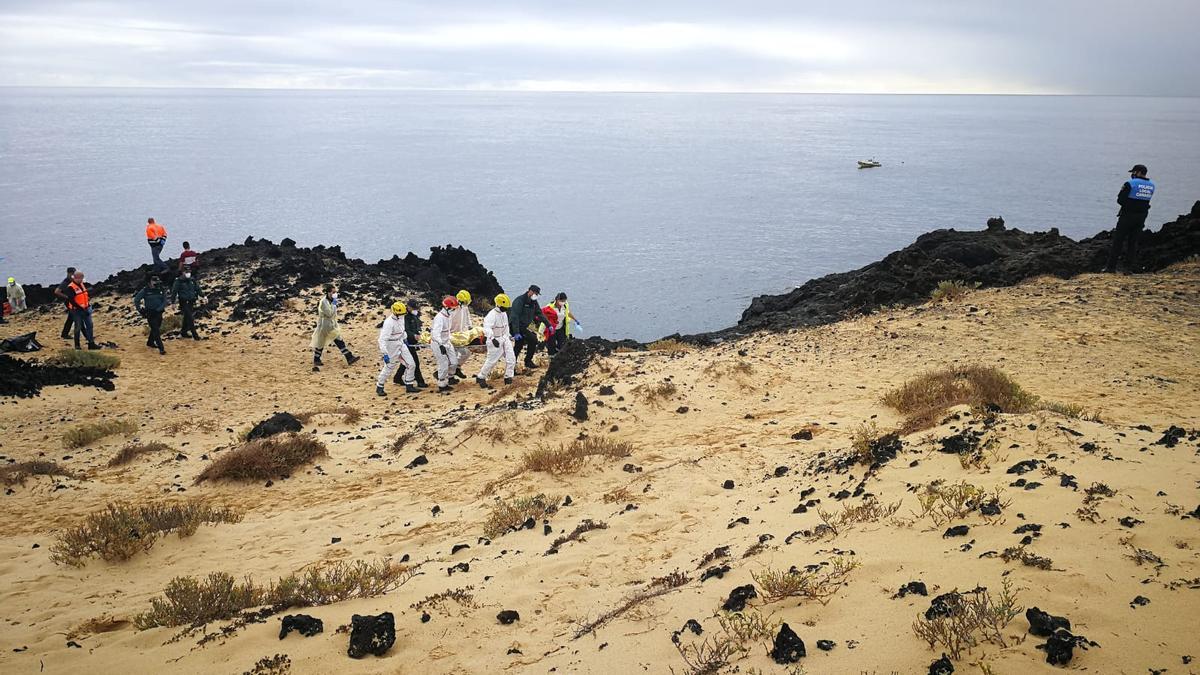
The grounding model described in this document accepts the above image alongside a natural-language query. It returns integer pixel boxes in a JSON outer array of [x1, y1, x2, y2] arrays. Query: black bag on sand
[[0, 332, 42, 354]]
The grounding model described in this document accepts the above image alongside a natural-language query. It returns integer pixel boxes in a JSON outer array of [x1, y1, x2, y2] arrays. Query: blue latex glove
[[513, 333, 522, 342], [574, 321, 582, 330], [382, 354, 390, 364]]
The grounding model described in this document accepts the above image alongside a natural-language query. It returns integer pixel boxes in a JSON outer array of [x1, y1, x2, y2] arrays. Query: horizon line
[[3, 84, 1197, 98]]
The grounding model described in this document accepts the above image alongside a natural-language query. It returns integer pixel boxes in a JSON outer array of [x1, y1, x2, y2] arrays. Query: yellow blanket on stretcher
[[417, 327, 484, 347]]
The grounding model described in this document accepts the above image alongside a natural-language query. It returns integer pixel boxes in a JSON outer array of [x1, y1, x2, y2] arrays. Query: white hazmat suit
[[449, 304, 473, 372], [429, 308, 456, 387], [377, 313, 416, 388], [477, 307, 516, 381], [6, 281, 26, 313]]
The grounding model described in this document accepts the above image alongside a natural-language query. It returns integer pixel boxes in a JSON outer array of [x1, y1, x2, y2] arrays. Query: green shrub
[[45, 348, 121, 369], [51, 501, 242, 567], [882, 365, 1038, 433]]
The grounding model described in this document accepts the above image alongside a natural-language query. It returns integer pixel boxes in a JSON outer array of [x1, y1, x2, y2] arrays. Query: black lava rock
[[1154, 425, 1187, 447], [1130, 595, 1150, 608], [925, 592, 961, 620], [700, 564, 731, 582], [943, 525, 970, 538], [279, 614, 323, 639], [769, 623, 806, 664], [497, 610, 520, 625], [1118, 516, 1143, 528], [0, 354, 117, 398], [928, 653, 954, 674], [815, 639, 836, 651], [347, 612, 395, 658], [792, 430, 813, 441], [722, 479, 735, 489], [572, 392, 589, 421], [1006, 459, 1041, 475], [1026, 607, 1070, 637], [598, 385, 616, 396], [722, 584, 758, 612], [774, 465, 789, 477], [682, 619, 703, 636], [896, 581, 929, 598], [405, 454, 428, 469], [1037, 628, 1095, 665], [247, 412, 303, 440]]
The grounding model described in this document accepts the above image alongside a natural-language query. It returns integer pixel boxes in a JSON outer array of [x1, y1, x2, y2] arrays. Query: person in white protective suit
[[376, 301, 420, 397], [475, 293, 516, 389], [6, 277, 27, 313], [430, 296, 460, 393], [449, 289, 475, 379]]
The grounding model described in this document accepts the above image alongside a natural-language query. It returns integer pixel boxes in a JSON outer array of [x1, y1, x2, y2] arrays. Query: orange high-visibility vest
[[68, 281, 89, 309], [146, 223, 166, 241]]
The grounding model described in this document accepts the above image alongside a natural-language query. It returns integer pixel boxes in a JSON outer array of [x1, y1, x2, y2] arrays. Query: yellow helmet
[[494, 293, 512, 309], [456, 290, 472, 304], [391, 301, 407, 315], [6, 277, 13, 285]]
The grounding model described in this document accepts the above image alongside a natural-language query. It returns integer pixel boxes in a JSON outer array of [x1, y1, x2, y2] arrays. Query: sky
[[1, 1, 1198, 95]]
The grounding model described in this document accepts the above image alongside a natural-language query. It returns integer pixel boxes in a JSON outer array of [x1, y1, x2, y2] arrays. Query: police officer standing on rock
[[1104, 164, 1155, 273]]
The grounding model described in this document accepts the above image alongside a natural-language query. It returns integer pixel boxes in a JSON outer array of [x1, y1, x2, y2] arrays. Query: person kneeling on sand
[[476, 293, 516, 389], [134, 274, 170, 355], [430, 296, 459, 393], [376, 301, 419, 397], [311, 283, 359, 371], [449, 289, 475, 380]]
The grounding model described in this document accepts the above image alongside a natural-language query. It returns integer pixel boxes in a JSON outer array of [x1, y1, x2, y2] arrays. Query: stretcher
[[417, 327, 485, 347]]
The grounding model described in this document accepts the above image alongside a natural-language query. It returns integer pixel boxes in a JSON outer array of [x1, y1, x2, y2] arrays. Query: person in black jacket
[[509, 284, 548, 370], [53, 267, 77, 339], [1104, 164, 1156, 273], [394, 298, 428, 388], [170, 271, 203, 340], [134, 274, 170, 355]]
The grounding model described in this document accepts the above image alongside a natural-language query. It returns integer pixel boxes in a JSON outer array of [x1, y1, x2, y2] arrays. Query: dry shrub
[[194, 434, 327, 483], [574, 570, 689, 639], [0, 460, 79, 485], [63, 418, 139, 448], [411, 586, 479, 612], [483, 494, 560, 539], [52, 500, 242, 567], [673, 609, 779, 674], [912, 580, 1022, 660], [144, 314, 183, 336], [850, 420, 883, 464], [882, 366, 1038, 433], [162, 419, 217, 436], [1039, 400, 1100, 421], [135, 559, 412, 629], [835, 498, 903, 526], [547, 519, 608, 554], [389, 430, 415, 454], [647, 338, 694, 354], [45, 348, 121, 369], [108, 441, 173, 467], [294, 407, 362, 425], [1000, 546, 1055, 570], [244, 654, 291, 675], [913, 481, 1008, 527], [521, 437, 633, 475], [752, 556, 859, 605], [633, 381, 679, 406], [930, 280, 981, 303]]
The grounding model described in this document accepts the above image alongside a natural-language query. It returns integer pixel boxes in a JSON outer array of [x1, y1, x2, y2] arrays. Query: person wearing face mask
[[178, 240, 200, 278], [65, 270, 100, 350], [376, 301, 420, 397], [509, 284, 549, 371], [311, 283, 359, 371], [430, 296, 459, 393], [6, 277, 26, 314], [394, 297, 428, 388], [170, 269, 203, 340], [542, 292, 579, 356], [449, 289, 475, 379], [134, 273, 169, 355], [476, 293, 516, 388], [54, 266, 78, 340], [1104, 163, 1156, 273]]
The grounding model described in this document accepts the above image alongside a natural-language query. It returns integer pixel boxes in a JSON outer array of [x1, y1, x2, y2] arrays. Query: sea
[[1, 89, 1197, 341]]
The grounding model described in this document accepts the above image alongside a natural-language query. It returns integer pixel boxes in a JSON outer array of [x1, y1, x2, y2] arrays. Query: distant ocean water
[[1, 89, 1197, 340]]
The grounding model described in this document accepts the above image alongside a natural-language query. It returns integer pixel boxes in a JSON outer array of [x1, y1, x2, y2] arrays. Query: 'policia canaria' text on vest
[[1128, 177, 1155, 201]]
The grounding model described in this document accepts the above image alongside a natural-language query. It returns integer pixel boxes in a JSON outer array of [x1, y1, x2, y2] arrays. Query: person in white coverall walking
[[475, 293, 516, 389], [6, 277, 26, 313], [449, 289, 474, 379], [376, 301, 419, 397], [430, 296, 459, 393]]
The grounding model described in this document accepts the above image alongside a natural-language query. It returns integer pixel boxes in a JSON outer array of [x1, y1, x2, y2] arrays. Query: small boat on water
[[858, 159, 882, 169]]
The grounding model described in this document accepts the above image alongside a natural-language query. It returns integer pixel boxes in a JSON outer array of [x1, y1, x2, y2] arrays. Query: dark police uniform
[[1105, 175, 1155, 271]]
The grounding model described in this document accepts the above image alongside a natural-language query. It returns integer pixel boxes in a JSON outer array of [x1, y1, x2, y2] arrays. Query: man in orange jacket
[[65, 270, 100, 350], [146, 217, 168, 271]]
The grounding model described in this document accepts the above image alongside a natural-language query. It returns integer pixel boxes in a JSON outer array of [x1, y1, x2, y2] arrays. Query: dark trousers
[[395, 345, 426, 385], [546, 329, 568, 356], [71, 307, 94, 348], [179, 299, 198, 337], [149, 242, 165, 270], [61, 308, 75, 339], [1105, 220, 1145, 271], [145, 310, 164, 350], [512, 328, 540, 366]]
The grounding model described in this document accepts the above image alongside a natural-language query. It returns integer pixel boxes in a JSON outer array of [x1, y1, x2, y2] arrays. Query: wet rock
[[572, 392, 589, 421], [497, 610, 520, 625], [895, 581, 929, 598], [280, 614, 324, 639], [722, 584, 758, 612], [769, 623, 806, 664], [943, 525, 970, 538], [347, 612, 395, 658], [928, 653, 954, 674], [815, 639, 836, 651], [1026, 607, 1070, 637], [247, 412, 303, 441]]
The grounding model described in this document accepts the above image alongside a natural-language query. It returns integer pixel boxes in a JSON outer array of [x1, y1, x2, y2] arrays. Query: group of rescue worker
[[310, 281, 579, 397]]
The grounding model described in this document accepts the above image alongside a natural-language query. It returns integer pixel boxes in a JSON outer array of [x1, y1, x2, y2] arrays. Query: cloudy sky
[[1, 1, 1197, 94]]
